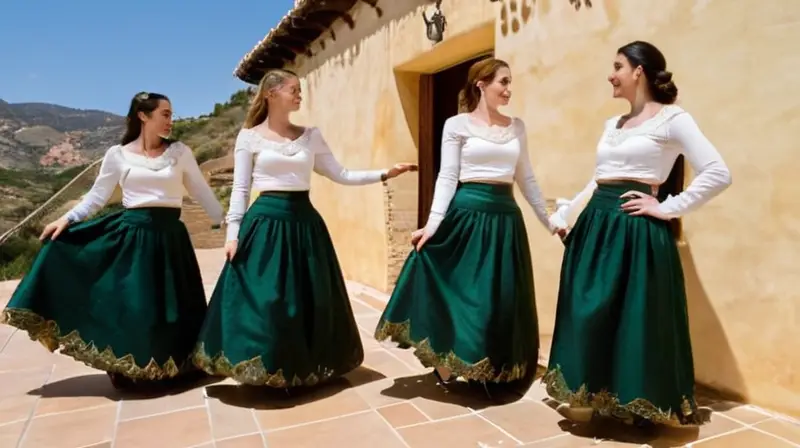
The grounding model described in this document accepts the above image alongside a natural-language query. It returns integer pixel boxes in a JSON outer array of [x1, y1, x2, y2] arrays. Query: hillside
[[0, 89, 251, 279], [0, 99, 126, 231], [0, 99, 125, 169]]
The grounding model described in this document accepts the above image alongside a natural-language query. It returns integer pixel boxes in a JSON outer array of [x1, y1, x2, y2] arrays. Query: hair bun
[[654, 70, 673, 85]]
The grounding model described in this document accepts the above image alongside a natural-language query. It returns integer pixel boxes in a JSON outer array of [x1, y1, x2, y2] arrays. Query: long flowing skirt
[[543, 181, 707, 426], [1, 207, 207, 380], [375, 183, 539, 383], [192, 191, 363, 387]]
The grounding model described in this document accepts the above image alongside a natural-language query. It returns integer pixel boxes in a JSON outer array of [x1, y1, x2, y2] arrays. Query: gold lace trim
[[374, 319, 529, 383], [542, 365, 710, 426], [1, 308, 183, 380], [192, 342, 345, 388]]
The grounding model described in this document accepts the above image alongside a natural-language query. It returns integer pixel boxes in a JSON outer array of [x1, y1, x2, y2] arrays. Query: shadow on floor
[[380, 372, 529, 411], [205, 366, 386, 410], [555, 416, 701, 448], [28, 371, 221, 401], [538, 397, 723, 447]]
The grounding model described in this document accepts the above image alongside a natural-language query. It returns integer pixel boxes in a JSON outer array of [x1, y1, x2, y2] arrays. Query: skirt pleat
[[543, 181, 706, 426], [375, 183, 539, 383], [1, 207, 207, 380], [193, 191, 363, 387]]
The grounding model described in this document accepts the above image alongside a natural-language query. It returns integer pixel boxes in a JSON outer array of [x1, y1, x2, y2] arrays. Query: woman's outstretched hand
[[620, 190, 669, 220], [386, 163, 418, 180]]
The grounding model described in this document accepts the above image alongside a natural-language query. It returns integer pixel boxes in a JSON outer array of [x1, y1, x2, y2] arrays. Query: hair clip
[[135, 92, 150, 101]]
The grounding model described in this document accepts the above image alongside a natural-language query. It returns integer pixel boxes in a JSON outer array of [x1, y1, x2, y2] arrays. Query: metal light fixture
[[423, 0, 447, 44]]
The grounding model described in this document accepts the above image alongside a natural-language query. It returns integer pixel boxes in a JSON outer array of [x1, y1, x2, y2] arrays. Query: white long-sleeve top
[[225, 126, 387, 241], [423, 113, 554, 235], [549, 105, 732, 228], [64, 141, 224, 224]]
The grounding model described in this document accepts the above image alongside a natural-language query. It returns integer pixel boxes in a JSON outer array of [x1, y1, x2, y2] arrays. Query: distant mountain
[[0, 99, 125, 169]]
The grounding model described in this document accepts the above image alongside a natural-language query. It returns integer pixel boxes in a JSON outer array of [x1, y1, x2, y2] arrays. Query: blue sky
[[0, 0, 296, 118]]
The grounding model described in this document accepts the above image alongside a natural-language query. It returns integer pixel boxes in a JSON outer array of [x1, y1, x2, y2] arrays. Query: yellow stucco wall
[[286, 0, 800, 417]]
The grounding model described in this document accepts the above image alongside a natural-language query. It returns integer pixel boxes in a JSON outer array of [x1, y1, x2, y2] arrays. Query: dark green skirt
[[543, 181, 706, 426], [192, 191, 363, 387], [375, 183, 539, 383], [0, 207, 207, 380]]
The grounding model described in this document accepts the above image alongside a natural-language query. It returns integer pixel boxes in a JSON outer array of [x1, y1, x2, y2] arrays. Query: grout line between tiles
[[745, 426, 800, 447], [690, 426, 749, 446], [0, 419, 27, 428], [119, 404, 207, 423], [202, 390, 217, 448], [372, 409, 412, 448], [263, 409, 373, 433], [213, 430, 262, 444], [0, 366, 54, 375], [379, 347, 421, 373], [33, 402, 116, 419], [349, 295, 384, 313], [15, 363, 54, 448], [407, 401, 434, 421], [395, 413, 473, 430], [715, 412, 800, 447], [0, 328, 17, 352], [470, 408, 524, 446], [75, 442, 113, 448], [349, 283, 389, 304], [355, 323, 419, 373], [524, 433, 571, 447], [109, 398, 123, 448], [248, 406, 269, 448]]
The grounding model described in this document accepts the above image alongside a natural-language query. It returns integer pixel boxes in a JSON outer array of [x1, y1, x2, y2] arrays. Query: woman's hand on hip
[[620, 190, 670, 220]]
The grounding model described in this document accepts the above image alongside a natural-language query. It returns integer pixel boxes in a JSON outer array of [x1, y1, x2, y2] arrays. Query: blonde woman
[[193, 69, 416, 387]]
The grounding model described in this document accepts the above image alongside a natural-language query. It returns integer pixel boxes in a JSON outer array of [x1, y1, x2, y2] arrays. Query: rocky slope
[[0, 99, 124, 169]]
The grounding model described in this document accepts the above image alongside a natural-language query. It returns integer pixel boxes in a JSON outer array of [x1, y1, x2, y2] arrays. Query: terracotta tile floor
[[0, 248, 798, 448]]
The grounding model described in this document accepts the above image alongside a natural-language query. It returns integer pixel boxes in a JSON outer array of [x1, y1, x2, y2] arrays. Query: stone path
[[0, 248, 798, 447]]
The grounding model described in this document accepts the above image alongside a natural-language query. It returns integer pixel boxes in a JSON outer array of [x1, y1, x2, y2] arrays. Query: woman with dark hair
[[375, 58, 560, 393], [543, 41, 732, 427], [1, 92, 223, 390], [192, 69, 416, 388]]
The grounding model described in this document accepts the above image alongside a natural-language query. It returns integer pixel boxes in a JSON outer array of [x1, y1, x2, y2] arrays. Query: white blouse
[[550, 105, 732, 228], [64, 142, 224, 224], [424, 113, 553, 235], [225, 126, 387, 241]]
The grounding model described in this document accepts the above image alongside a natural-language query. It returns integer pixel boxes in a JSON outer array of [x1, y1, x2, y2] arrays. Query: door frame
[[417, 51, 494, 228]]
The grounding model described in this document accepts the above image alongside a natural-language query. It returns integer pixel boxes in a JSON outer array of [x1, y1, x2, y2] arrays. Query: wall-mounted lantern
[[423, 0, 447, 44]]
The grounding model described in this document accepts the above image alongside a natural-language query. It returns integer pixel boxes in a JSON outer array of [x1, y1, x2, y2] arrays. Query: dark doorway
[[417, 53, 492, 228]]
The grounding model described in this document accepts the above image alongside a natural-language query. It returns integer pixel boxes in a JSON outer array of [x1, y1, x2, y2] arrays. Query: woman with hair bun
[[543, 40, 732, 427], [1, 92, 224, 390], [375, 57, 560, 393]]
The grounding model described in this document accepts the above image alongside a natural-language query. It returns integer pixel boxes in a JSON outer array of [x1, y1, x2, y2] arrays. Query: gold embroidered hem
[[192, 343, 349, 388], [542, 366, 710, 427], [374, 319, 529, 383], [1, 308, 184, 380]]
